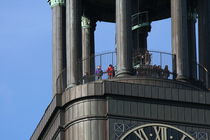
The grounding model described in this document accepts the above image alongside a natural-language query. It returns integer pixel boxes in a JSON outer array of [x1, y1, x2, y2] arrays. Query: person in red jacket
[[107, 64, 115, 79]]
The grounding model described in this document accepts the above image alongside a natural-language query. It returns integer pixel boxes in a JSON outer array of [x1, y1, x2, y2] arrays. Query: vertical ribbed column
[[187, 8, 197, 80], [81, 16, 96, 82], [51, 0, 66, 95], [198, 0, 210, 88], [171, 0, 189, 80], [116, 0, 133, 77], [66, 0, 82, 88]]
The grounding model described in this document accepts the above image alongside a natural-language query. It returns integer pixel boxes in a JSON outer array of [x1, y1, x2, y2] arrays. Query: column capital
[[81, 16, 97, 31], [48, 0, 65, 8], [188, 9, 197, 22], [81, 16, 91, 29]]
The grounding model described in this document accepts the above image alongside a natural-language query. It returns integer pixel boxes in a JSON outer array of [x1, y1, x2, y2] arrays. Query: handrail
[[149, 50, 175, 56], [79, 51, 116, 63], [132, 11, 149, 18], [196, 63, 209, 89], [198, 63, 208, 73], [55, 50, 209, 93]]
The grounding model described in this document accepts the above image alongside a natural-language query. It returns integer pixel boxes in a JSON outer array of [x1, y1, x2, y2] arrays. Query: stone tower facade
[[31, 0, 210, 140]]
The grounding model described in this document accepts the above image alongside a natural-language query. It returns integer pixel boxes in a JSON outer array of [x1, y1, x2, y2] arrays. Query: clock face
[[120, 123, 195, 140]]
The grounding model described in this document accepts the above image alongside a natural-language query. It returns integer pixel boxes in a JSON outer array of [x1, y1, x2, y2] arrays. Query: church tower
[[31, 0, 210, 139]]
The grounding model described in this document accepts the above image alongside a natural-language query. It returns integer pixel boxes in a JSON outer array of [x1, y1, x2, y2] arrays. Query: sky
[[0, 1, 172, 140]]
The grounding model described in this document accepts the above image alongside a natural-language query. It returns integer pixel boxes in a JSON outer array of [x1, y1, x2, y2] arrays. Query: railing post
[[160, 52, 162, 67], [112, 52, 114, 65], [100, 54, 102, 67]]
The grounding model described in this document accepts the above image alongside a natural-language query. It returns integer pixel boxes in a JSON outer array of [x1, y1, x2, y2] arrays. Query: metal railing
[[132, 50, 176, 79], [80, 51, 117, 81], [94, 51, 117, 69], [78, 50, 176, 82], [55, 50, 209, 93], [194, 63, 209, 89], [134, 65, 173, 80]]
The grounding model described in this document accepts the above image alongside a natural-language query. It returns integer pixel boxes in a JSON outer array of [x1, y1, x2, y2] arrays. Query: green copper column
[[116, 0, 133, 77], [50, 0, 66, 95], [81, 16, 96, 82], [66, 0, 82, 88]]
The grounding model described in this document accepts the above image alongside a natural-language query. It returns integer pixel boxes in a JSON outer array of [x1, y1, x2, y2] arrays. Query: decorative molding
[[49, 0, 65, 8], [119, 123, 196, 140], [188, 12, 197, 22], [81, 16, 91, 29], [114, 123, 137, 139]]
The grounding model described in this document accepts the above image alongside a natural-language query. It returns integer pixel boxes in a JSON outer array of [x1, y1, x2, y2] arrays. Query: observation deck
[[56, 50, 209, 94], [31, 1, 210, 139]]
